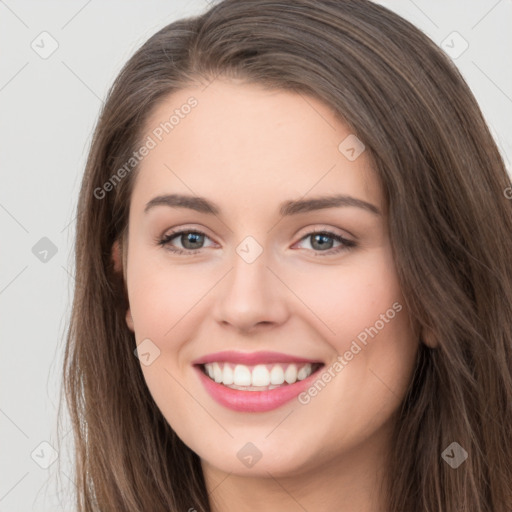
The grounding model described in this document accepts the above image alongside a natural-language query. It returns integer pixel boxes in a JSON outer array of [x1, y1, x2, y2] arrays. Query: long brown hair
[[59, 0, 512, 510]]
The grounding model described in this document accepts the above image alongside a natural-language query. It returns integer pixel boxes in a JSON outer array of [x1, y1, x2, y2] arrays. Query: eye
[[157, 229, 215, 255], [294, 230, 356, 256], [157, 228, 357, 256]]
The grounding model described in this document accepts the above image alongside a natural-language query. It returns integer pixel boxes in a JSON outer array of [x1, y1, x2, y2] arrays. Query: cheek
[[126, 250, 214, 338], [288, 248, 405, 348]]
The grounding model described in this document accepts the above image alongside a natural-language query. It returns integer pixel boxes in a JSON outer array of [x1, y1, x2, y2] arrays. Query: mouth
[[192, 350, 326, 412], [196, 361, 325, 391]]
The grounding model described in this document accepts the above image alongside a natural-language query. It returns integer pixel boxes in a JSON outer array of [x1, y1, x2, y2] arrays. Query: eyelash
[[156, 228, 357, 257]]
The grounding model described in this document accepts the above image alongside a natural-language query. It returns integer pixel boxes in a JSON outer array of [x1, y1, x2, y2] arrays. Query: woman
[[61, 0, 512, 510]]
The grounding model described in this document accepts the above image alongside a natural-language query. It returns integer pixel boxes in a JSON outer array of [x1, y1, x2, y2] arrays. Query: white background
[[1, 1, 511, 510]]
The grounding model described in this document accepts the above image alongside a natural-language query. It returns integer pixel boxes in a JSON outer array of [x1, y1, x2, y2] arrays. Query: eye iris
[[311, 233, 333, 250], [182, 232, 204, 249]]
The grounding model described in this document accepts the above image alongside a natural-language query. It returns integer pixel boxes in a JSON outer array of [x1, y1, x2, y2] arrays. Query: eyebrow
[[144, 193, 381, 217]]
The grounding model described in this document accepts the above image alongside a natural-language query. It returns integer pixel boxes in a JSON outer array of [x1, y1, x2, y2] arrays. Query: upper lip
[[192, 350, 324, 366]]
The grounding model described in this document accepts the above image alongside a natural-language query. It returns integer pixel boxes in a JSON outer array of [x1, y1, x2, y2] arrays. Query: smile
[[201, 362, 322, 389], [192, 351, 325, 412]]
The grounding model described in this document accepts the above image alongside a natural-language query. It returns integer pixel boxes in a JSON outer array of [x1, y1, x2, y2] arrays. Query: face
[[114, 78, 419, 480]]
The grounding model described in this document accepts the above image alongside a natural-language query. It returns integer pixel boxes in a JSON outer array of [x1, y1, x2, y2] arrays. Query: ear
[[420, 326, 438, 349], [111, 239, 134, 332], [111, 239, 123, 273], [125, 309, 134, 332]]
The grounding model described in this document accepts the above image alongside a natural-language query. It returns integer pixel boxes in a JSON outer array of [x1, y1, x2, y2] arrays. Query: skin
[[111, 78, 420, 512]]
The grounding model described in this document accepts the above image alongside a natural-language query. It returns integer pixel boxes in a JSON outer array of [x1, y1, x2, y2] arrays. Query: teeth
[[284, 364, 297, 384], [251, 364, 269, 386], [222, 364, 234, 385], [203, 362, 317, 388], [297, 363, 312, 381], [233, 364, 252, 386], [269, 365, 285, 385], [213, 362, 223, 383]]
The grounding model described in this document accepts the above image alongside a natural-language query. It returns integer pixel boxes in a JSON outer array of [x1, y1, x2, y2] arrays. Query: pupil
[[183, 232, 203, 249], [312, 234, 332, 250]]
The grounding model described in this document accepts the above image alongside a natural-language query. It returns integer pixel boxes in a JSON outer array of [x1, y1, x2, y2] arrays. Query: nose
[[212, 246, 290, 334]]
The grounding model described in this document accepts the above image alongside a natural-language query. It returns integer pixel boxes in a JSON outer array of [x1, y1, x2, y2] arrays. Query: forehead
[[131, 79, 382, 216]]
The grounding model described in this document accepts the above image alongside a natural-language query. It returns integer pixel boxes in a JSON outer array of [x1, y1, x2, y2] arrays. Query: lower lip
[[194, 365, 323, 412]]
